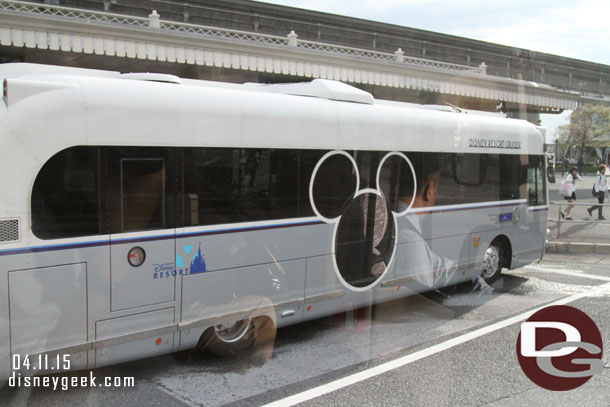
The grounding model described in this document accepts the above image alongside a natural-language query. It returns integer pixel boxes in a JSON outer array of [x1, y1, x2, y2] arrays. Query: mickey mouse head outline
[[309, 150, 417, 292]]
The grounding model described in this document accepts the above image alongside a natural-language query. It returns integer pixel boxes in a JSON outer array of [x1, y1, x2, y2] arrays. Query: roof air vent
[[245, 79, 374, 104], [121, 73, 181, 84]]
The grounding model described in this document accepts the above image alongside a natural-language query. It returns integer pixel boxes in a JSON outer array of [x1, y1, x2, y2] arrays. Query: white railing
[[160, 20, 290, 47], [0, 0, 150, 26], [549, 201, 610, 238], [0, 0, 485, 75]]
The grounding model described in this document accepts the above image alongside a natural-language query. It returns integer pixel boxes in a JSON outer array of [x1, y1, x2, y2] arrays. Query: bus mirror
[[547, 166, 556, 183]]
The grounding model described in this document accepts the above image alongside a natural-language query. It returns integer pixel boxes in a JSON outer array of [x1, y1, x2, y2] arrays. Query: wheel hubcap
[[482, 246, 500, 278], [214, 318, 252, 343]]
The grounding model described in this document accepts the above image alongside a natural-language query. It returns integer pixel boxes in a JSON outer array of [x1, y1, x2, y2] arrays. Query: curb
[[546, 241, 610, 255]]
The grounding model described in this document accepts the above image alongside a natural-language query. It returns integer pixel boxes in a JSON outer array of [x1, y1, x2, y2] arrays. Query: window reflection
[[31, 146, 546, 239], [31, 147, 100, 239], [121, 159, 165, 232]]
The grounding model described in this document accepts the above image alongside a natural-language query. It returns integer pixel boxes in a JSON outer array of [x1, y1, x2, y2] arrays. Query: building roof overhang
[[0, 0, 593, 110]]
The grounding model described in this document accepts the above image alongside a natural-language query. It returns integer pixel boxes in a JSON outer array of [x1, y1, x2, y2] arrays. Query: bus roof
[[1, 63, 544, 157]]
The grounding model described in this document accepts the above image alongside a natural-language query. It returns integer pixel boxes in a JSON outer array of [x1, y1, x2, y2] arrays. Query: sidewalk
[[545, 174, 610, 254]]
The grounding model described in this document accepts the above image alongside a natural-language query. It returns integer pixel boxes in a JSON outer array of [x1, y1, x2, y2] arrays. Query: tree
[[554, 126, 571, 158], [557, 104, 610, 161]]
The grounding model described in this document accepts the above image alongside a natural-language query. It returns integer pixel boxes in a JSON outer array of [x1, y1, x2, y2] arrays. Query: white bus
[[0, 63, 547, 378]]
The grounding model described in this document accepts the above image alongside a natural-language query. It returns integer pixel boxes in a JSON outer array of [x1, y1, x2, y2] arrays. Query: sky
[[255, 1, 610, 142]]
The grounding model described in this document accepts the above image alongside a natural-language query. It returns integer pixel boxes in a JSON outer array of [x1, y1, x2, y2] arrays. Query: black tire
[[481, 243, 503, 284]]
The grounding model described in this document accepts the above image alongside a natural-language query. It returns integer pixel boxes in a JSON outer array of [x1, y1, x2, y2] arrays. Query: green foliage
[[557, 105, 610, 153]]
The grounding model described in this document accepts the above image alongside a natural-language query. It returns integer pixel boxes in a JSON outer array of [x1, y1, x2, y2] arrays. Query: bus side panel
[[304, 255, 350, 321], [110, 236, 176, 311], [393, 240, 436, 294], [511, 209, 547, 268], [0, 268, 10, 379], [1, 243, 111, 377], [176, 223, 328, 275], [177, 222, 328, 329], [429, 235, 472, 287], [96, 332, 175, 369], [180, 259, 306, 329], [8, 263, 88, 373], [393, 213, 472, 292], [94, 308, 175, 368], [302, 254, 395, 322]]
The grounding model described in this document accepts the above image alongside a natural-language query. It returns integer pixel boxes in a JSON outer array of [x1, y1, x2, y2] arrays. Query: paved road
[[3, 252, 609, 406]]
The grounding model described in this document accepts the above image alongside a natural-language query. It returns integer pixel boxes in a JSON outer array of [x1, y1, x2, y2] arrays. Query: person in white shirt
[[560, 168, 582, 220], [587, 164, 608, 220], [395, 157, 456, 289]]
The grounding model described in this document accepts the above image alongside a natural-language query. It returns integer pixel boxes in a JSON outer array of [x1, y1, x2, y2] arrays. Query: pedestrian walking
[[560, 167, 582, 220], [562, 156, 568, 176], [587, 164, 608, 220], [577, 157, 584, 176]]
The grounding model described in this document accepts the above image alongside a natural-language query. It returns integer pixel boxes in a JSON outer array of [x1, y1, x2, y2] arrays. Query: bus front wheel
[[481, 244, 502, 284]]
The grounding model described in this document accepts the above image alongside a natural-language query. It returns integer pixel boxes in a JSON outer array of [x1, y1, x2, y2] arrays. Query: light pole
[[573, 145, 577, 162]]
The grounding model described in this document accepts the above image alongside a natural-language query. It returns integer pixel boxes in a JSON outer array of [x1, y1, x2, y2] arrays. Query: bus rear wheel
[[481, 243, 502, 284], [200, 316, 276, 359], [206, 318, 255, 356]]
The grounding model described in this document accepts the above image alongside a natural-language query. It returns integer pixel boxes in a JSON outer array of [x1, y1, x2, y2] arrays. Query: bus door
[[107, 148, 177, 311], [520, 157, 547, 264]]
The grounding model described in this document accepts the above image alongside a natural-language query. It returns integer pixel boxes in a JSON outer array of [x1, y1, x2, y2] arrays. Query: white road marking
[[263, 282, 610, 407], [522, 265, 610, 281]]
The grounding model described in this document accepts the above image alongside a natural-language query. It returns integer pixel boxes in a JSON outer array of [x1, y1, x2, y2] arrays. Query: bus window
[[107, 147, 177, 234], [429, 153, 500, 205], [121, 158, 166, 232], [455, 153, 484, 186], [527, 156, 547, 206], [183, 148, 300, 226], [499, 155, 522, 200], [31, 147, 101, 239]]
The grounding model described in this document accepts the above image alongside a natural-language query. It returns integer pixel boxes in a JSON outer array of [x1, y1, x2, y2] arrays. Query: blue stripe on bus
[[0, 201, 533, 257], [0, 219, 324, 257], [409, 200, 524, 215], [0, 239, 110, 256], [176, 219, 325, 239], [528, 207, 549, 212]]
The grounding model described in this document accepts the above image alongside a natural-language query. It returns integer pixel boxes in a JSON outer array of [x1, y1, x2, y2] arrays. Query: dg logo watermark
[[516, 305, 603, 391]]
